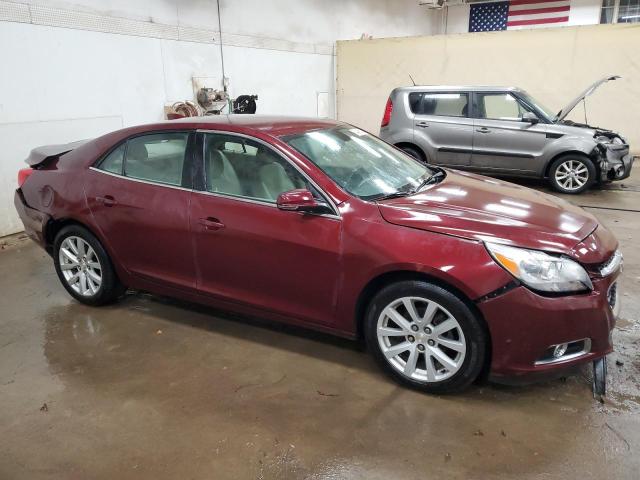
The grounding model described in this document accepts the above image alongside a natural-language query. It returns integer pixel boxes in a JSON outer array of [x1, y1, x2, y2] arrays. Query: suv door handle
[[199, 217, 225, 231], [96, 195, 117, 207], [416, 122, 429, 128], [476, 127, 491, 133]]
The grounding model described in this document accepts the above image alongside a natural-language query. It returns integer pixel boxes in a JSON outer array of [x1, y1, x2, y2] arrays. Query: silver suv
[[379, 76, 633, 194]]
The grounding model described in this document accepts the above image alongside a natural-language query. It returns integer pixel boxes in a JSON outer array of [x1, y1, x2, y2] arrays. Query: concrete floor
[[1, 174, 640, 480]]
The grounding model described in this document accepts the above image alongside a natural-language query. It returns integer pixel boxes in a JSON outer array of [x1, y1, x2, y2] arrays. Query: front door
[[470, 92, 549, 174], [86, 131, 196, 291], [190, 132, 342, 326], [412, 91, 473, 167]]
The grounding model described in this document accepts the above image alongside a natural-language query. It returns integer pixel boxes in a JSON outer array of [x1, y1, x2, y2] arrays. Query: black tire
[[364, 280, 487, 394], [548, 154, 596, 194], [399, 145, 426, 164], [53, 225, 126, 306]]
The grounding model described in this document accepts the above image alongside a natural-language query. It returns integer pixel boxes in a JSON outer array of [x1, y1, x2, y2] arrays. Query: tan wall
[[337, 24, 640, 151]]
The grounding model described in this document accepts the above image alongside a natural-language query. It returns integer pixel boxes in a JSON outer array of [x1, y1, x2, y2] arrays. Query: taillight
[[381, 97, 393, 127], [18, 168, 33, 187]]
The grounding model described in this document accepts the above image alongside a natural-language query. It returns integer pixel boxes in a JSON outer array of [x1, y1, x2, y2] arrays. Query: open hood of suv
[[377, 170, 598, 255], [555, 75, 620, 122]]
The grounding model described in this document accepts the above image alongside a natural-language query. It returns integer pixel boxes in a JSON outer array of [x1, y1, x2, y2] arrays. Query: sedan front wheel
[[365, 281, 487, 394]]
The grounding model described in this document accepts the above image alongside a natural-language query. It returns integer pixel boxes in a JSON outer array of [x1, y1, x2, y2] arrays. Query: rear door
[[470, 92, 549, 174], [411, 91, 473, 167], [86, 131, 196, 291]]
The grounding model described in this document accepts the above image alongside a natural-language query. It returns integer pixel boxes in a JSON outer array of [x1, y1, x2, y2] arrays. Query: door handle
[[476, 127, 491, 133], [416, 122, 430, 128], [199, 217, 225, 231], [96, 195, 117, 207]]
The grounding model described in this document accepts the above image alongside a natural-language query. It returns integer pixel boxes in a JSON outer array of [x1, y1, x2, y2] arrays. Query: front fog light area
[[553, 343, 568, 358], [535, 339, 592, 365]]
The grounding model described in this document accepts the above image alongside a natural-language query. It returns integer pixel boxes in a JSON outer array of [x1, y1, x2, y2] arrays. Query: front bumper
[[605, 153, 635, 181], [478, 271, 619, 381], [14, 189, 50, 249]]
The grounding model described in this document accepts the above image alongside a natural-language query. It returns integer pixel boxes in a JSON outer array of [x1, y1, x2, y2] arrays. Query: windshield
[[518, 91, 556, 122], [283, 127, 434, 200]]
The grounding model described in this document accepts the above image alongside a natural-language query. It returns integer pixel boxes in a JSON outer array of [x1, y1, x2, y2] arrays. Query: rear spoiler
[[26, 139, 89, 167]]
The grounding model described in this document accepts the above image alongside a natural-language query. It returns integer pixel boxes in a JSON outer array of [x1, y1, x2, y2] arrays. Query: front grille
[[608, 282, 618, 310]]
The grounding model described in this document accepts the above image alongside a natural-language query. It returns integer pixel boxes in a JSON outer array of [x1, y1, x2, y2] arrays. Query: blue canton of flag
[[469, 1, 509, 32]]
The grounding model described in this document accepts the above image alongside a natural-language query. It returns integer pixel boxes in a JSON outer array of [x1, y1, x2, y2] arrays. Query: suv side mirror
[[276, 189, 333, 215], [521, 112, 539, 124]]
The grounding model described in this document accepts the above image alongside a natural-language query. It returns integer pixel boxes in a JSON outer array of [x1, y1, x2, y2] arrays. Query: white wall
[[441, 0, 601, 34], [0, 0, 436, 236]]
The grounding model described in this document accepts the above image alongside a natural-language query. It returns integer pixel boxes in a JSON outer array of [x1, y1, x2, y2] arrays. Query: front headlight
[[485, 242, 593, 293]]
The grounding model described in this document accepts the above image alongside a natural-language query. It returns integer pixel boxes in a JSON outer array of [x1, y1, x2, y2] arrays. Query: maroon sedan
[[15, 116, 622, 393]]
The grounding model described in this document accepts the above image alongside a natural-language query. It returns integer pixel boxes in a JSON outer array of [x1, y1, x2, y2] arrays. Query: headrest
[[128, 142, 148, 161], [207, 149, 224, 178]]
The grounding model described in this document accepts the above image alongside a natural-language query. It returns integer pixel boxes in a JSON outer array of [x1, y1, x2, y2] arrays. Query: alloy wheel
[[555, 160, 589, 192], [376, 296, 466, 383], [58, 236, 103, 296]]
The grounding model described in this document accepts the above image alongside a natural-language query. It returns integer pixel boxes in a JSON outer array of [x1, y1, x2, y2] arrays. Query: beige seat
[[206, 149, 243, 196], [257, 162, 297, 201]]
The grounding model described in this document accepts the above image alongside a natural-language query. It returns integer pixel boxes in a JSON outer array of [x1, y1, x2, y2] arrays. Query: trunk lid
[[26, 140, 88, 167]]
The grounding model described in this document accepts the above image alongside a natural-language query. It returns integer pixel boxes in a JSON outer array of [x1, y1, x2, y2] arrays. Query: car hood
[[377, 170, 598, 254], [555, 75, 620, 122]]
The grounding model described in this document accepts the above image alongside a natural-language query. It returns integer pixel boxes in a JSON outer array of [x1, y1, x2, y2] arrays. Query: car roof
[[146, 115, 343, 137], [393, 85, 523, 93]]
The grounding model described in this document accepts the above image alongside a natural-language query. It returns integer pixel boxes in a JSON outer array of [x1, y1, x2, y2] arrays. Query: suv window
[[477, 93, 531, 120], [410, 92, 469, 117], [123, 133, 189, 186], [203, 133, 311, 203]]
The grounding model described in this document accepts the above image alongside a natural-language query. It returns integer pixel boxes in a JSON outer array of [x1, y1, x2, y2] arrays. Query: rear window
[[409, 92, 469, 117]]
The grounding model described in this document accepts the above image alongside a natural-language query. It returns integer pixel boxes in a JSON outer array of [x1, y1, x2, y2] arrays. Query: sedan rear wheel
[[365, 281, 486, 394], [54, 225, 126, 306]]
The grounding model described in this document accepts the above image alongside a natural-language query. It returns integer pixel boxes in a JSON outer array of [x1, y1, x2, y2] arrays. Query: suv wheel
[[53, 225, 126, 306], [549, 154, 595, 194], [364, 281, 486, 394]]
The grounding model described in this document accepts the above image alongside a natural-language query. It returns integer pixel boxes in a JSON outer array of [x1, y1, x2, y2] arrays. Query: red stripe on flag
[[508, 5, 570, 16], [509, 0, 568, 6], [507, 15, 569, 26]]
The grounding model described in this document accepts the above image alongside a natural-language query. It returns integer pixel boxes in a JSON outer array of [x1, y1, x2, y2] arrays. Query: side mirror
[[276, 189, 333, 215], [521, 112, 539, 124]]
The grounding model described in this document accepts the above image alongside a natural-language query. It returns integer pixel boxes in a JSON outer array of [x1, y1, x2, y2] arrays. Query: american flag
[[469, 0, 571, 32]]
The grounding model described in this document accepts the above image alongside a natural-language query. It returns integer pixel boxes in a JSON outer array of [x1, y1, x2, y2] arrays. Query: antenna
[[409, 74, 416, 86]]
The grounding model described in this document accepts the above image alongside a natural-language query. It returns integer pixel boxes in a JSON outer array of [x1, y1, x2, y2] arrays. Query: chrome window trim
[[88, 167, 193, 192], [196, 129, 342, 219]]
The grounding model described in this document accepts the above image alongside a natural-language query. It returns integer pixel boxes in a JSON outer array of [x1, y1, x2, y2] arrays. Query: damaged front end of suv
[[556, 75, 635, 185], [589, 127, 634, 182]]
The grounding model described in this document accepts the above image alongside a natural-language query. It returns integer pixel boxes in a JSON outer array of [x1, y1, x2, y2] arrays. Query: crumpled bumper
[[14, 188, 50, 249], [598, 147, 635, 182], [478, 271, 619, 382]]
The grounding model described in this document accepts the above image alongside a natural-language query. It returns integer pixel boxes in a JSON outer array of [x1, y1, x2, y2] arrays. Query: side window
[[418, 93, 469, 117], [477, 93, 530, 120], [124, 132, 189, 186], [203, 134, 311, 203], [98, 143, 125, 175]]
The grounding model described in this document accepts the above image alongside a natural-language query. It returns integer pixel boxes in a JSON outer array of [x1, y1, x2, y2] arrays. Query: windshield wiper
[[372, 169, 446, 201], [411, 169, 445, 193]]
